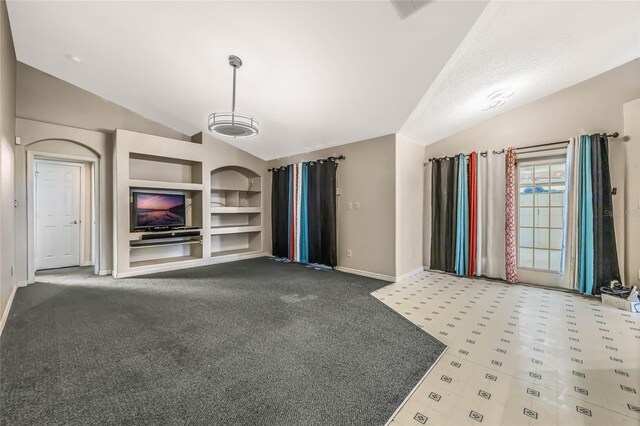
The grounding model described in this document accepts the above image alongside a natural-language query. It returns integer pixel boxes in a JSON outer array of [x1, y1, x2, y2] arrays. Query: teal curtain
[[455, 154, 469, 276], [577, 135, 594, 294], [299, 163, 309, 263]]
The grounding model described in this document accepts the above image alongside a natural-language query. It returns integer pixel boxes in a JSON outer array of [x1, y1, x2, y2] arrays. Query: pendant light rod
[[232, 66, 236, 113], [229, 55, 242, 114]]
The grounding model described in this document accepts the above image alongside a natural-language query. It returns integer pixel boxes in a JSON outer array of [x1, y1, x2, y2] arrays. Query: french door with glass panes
[[516, 158, 566, 287]]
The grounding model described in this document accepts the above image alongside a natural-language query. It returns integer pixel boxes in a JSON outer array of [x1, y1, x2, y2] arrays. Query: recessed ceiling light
[[483, 89, 514, 111], [66, 54, 82, 63]]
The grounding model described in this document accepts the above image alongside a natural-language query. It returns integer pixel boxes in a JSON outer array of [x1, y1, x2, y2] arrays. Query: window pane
[[535, 191, 549, 207], [535, 229, 549, 248], [550, 208, 563, 228], [520, 191, 533, 207], [534, 249, 550, 269], [535, 165, 549, 184], [550, 190, 564, 206], [519, 166, 533, 186], [550, 229, 563, 250], [520, 227, 533, 247], [549, 250, 562, 271], [519, 248, 533, 268], [516, 161, 566, 273], [519, 208, 533, 227], [535, 208, 549, 227], [550, 164, 565, 183]]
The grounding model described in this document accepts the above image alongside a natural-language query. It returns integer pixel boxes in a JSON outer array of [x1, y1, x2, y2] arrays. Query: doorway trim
[[27, 151, 100, 283]]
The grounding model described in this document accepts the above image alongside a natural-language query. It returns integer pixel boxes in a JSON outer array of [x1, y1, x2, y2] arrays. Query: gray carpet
[[1, 258, 446, 425]]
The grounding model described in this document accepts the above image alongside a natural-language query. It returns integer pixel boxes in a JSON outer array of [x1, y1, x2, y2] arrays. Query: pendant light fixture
[[208, 55, 259, 138]]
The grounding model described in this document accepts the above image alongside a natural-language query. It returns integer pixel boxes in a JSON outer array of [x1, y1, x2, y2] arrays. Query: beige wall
[[623, 99, 640, 287], [16, 63, 190, 141], [11, 60, 271, 282], [267, 135, 398, 280], [15, 119, 112, 283], [0, 0, 16, 323], [10, 59, 201, 284], [422, 59, 640, 285], [395, 135, 425, 279]]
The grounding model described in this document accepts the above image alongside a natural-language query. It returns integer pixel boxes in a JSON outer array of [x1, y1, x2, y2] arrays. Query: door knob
[[73, 219, 79, 224]]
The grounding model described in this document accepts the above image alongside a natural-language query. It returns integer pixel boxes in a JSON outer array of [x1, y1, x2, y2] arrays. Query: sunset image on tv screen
[[135, 193, 185, 228]]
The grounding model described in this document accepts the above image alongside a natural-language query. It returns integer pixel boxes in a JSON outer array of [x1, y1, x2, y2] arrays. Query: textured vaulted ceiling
[[7, 1, 640, 159], [400, 0, 640, 145], [6, 0, 486, 159]]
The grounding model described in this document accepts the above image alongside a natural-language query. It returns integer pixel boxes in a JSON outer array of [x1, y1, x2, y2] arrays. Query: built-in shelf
[[211, 248, 262, 258], [130, 255, 202, 268], [212, 188, 261, 193], [211, 206, 262, 214], [128, 229, 203, 241], [208, 166, 263, 263], [211, 225, 262, 235], [129, 179, 203, 191], [130, 240, 202, 249]]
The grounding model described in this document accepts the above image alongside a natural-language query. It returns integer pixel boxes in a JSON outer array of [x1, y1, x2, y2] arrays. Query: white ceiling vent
[[391, 0, 431, 20]]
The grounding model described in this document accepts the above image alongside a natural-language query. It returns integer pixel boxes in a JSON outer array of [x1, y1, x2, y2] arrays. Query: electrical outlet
[[355, 202, 360, 210], [347, 202, 353, 210], [347, 249, 352, 257]]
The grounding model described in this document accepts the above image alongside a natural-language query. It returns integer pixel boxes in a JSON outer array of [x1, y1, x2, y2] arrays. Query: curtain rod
[[425, 132, 619, 164], [268, 155, 345, 172]]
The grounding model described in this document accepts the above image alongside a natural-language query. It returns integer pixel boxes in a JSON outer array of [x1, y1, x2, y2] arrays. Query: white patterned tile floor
[[373, 270, 640, 426]]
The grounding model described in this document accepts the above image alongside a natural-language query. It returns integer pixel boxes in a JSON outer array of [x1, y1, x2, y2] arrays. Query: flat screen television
[[132, 192, 186, 230]]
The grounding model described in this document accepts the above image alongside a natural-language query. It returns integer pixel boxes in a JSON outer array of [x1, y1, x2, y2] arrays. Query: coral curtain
[[468, 152, 478, 276], [430, 157, 458, 273], [271, 166, 291, 258], [590, 134, 621, 293], [289, 164, 297, 261], [505, 147, 518, 284], [577, 135, 595, 294], [455, 154, 469, 276]]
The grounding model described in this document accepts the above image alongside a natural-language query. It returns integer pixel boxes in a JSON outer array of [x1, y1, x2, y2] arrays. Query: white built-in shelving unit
[[113, 130, 266, 278], [210, 166, 262, 260]]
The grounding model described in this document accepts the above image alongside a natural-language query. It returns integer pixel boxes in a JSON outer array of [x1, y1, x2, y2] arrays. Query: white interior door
[[35, 161, 82, 270]]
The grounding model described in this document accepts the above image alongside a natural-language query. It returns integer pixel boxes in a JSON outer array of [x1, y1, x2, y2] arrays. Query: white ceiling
[[400, 0, 640, 145], [7, 0, 486, 160], [8, 1, 639, 159]]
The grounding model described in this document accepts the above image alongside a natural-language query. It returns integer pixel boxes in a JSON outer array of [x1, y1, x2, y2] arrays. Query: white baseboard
[[0, 284, 18, 337], [210, 251, 266, 265], [98, 270, 112, 276], [395, 267, 425, 282], [17, 280, 28, 287], [336, 266, 396, 282]]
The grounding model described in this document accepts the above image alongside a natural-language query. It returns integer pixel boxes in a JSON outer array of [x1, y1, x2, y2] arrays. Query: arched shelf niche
[[210, 166, 263, 258]]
